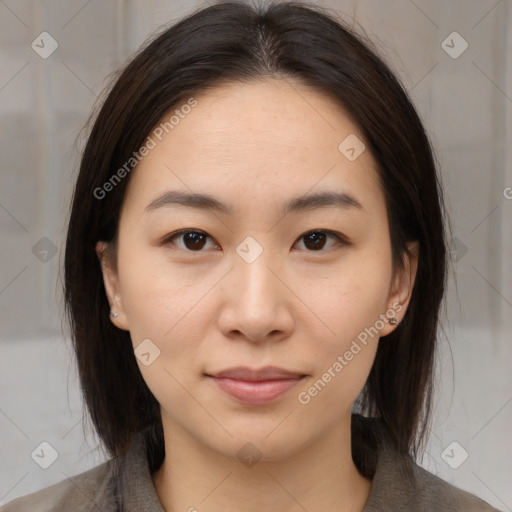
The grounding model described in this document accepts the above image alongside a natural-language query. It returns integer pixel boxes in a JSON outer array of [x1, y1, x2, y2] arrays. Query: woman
[[3, 1, 502, 511]]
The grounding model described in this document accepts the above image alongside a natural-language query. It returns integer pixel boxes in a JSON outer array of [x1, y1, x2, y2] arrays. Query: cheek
[[298, 252, 391, 401], [295, 294, 384, 421], [117, 248, 209, 419], [116, 244, 220, 381], [312, 256, 391, 347], [116, 243, 211, 339]]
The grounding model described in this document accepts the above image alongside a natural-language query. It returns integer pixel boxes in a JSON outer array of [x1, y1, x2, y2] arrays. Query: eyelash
[[162, 229, 349, 253]]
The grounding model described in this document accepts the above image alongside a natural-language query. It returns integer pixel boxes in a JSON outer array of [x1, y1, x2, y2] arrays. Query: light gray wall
[[1, 0, 511, 509]]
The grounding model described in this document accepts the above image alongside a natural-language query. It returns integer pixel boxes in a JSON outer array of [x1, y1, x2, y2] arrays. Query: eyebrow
[[144, 189, 364, 216]]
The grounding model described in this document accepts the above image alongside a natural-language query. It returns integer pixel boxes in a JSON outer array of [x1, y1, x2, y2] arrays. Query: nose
[[217, 248, 295, 343]]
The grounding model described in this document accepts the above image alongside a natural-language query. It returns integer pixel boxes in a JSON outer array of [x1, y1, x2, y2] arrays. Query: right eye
[[163, 229, 220, 252]]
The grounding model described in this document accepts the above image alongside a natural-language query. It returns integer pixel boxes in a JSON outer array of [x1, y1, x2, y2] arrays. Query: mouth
[[205, 366, 307, 406]]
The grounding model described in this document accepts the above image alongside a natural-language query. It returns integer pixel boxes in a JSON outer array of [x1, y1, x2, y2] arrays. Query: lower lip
[[208, 376, 304, 405]]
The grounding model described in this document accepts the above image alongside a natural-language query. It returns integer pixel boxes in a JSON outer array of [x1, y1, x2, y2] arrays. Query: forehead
[[123, 79, 383, 215]]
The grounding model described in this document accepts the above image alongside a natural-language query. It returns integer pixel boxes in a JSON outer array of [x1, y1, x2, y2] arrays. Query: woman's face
[[98, 79, 417, 461]]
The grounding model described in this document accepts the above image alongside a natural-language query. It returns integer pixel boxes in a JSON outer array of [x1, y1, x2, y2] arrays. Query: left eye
[[294, 230, 346, 251], [163, 229, 346, 252]]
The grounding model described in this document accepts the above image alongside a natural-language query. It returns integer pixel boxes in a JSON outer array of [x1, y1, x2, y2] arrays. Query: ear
[[379, 241, 419, 337], [95, 241, 130, 331]]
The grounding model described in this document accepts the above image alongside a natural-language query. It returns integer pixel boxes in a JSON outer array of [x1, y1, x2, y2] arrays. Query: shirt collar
[[114, 414, 409, 511]]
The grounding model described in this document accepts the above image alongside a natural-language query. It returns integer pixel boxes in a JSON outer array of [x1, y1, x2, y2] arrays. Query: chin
[[200, 421, 310, 464]]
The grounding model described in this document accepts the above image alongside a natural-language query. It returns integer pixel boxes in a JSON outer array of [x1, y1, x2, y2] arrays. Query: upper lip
[[207, 366, 305, 381]]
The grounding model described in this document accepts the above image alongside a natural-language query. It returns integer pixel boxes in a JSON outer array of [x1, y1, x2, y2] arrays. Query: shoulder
[[352, 414, 503, 511], [399, 460, 503, 512], [368, 447, 503, 511], [0, 459, 118, 512], [1, 430, 160, 512]]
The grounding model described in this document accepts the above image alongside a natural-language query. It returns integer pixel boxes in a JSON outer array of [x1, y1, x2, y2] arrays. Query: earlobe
[[380, 241, 419, 337], [95, 241, 130, 330]]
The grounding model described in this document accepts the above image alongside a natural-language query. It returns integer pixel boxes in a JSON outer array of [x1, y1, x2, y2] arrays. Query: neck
[[152, 415, 372, 512]]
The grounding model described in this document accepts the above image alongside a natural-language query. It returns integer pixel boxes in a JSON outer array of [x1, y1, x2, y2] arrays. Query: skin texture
[[97, 79, 418, 512]]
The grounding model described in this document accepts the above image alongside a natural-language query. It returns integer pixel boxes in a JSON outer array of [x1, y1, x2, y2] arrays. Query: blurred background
[[0, 0, 511, 509]]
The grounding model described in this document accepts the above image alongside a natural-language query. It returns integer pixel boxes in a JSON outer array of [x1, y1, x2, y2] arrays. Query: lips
[[206, 366, 306, 405]]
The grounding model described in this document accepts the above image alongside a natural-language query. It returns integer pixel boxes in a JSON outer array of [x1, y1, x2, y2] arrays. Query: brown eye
[[182, 231, 207, 250], [303, 231, 327, 250], [165, 230, 219, 251], [295, 230, 346, 252]]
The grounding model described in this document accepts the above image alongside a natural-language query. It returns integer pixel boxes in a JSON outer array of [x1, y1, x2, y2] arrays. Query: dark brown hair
[[64, 0, 447, 473]]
